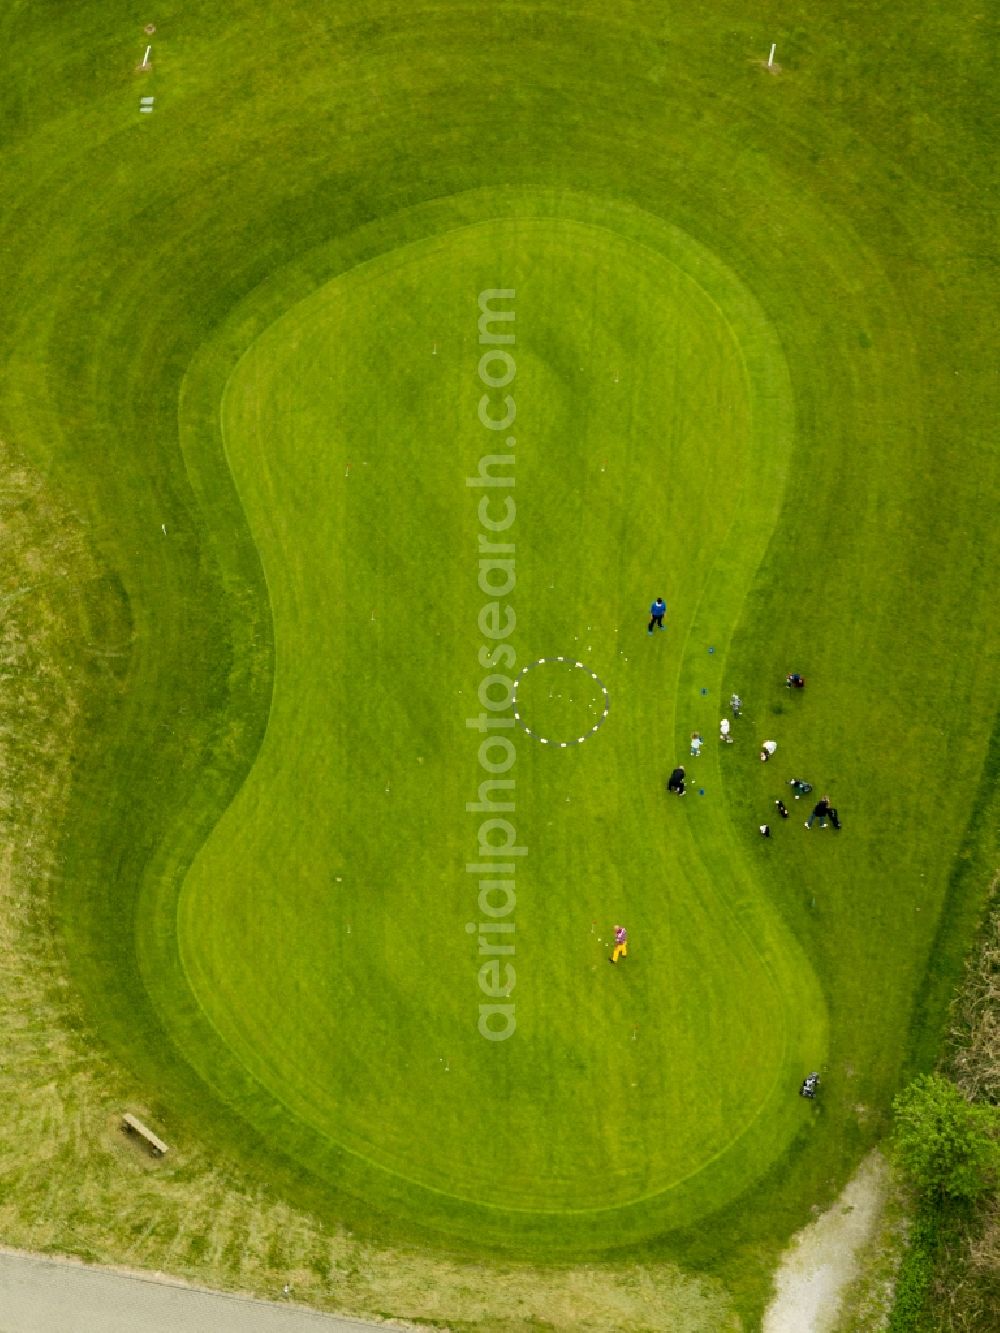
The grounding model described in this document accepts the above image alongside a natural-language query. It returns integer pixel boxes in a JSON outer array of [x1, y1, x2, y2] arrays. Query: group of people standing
[[643, 601, 831, 1095], [648, 600, 840, 834]]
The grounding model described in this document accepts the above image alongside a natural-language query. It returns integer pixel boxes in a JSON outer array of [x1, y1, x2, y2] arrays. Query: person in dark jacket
[[806, 796, 832, 829], [667, 766, 686, 796]]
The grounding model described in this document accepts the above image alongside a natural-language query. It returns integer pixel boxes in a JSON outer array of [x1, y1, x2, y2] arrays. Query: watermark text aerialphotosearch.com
[[466, 289, 520, 1042]]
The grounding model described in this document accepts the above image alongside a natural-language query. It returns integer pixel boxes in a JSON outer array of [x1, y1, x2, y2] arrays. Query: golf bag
[[800, 1072, 820, 1099], [775, 799, 789, 818], [829, 807, 842, 830], [729, 693, 742, 717], [789, 778, 813, 797]]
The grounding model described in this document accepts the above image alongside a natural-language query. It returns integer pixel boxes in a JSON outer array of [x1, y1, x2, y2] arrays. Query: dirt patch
[[763, 1152, 889, 1333]]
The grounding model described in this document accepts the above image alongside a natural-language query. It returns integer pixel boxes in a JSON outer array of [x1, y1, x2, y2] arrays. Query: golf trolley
[[799, 1072, 820, 1099]]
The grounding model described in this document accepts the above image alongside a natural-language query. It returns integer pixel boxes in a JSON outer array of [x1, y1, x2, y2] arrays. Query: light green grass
[[0, 0, 996, 1326], [155, 201, 821, 1244]]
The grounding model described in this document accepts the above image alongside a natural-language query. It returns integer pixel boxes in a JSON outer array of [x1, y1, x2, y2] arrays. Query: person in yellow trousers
[[610, 924, 628, 964]]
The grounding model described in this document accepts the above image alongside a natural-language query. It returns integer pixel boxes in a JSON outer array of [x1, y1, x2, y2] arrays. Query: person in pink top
[[610, 924, 628, 964]]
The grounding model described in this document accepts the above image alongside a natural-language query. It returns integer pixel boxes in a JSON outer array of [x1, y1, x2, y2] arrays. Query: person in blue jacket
[[647, 597, 666, 635]]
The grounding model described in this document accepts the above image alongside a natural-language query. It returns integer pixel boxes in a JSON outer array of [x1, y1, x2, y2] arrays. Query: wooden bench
[[121, 1112, 169, 1157]]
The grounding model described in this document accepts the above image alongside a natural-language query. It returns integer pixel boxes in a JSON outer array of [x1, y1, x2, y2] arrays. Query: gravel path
[[0, 1249, 410, 1333], [762, 1151, 889, 1333]]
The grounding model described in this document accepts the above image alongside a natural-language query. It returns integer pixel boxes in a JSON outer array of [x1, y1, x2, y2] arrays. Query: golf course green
[[1, 0, 996, 1319], [157, 199, 820, 1242]]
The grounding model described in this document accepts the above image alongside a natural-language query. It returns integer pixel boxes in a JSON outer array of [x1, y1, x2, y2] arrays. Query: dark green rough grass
[[0, 0, 996, 1327]]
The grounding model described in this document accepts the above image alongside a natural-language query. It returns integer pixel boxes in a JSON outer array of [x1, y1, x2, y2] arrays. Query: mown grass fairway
[[0, 0, 996, 1326], [163, 201, 820, 1242]]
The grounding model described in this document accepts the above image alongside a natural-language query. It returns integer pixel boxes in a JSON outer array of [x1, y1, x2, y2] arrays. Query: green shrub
[[892, 1074, 999, 1203]]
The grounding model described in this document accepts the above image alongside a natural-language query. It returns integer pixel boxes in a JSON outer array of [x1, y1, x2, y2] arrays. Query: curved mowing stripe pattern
[[3, 0, 994, 1274], [152, 194, 827, 1242]]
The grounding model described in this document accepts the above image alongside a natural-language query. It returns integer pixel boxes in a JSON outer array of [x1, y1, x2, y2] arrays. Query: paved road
[[0, 1249, 411, 1333]]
